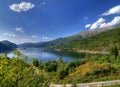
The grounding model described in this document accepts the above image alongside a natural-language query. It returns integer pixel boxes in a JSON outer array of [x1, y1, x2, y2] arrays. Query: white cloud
[[42, 37, 48, 40], [85, 24, 91, 28], [102, 5, 120, 16], [97, 18, 106, 23], [90, 18, 106, 29], [32, 35, 38, 38], [32, 36, 48, 40], [9, 2, 35, 12], [42, 1, 46, 5], [16, 28, 24, 33], [3, 33, 16, 37], [100, 16, 120, 28], [85, 5, 120, 30], [88, 16, 120, 30]]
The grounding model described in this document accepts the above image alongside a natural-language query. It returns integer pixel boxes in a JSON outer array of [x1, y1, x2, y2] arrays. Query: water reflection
[[42, 53, 48, 58], [8, 48, 78, 62]]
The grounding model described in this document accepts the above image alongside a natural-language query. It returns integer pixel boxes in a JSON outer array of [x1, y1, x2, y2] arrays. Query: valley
[[1, 1, 120, 86], [0, 27, 120, 87]]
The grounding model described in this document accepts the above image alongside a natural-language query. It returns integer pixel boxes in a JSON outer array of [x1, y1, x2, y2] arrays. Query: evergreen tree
[[110, 45, 119, 58]]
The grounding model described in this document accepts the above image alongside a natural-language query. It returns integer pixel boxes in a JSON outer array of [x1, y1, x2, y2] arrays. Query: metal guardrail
[[50, 80, 120, 87]]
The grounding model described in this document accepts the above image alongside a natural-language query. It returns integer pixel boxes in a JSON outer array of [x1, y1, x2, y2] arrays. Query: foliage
[[32, 58, 39, 67], [110, 45, 119, 58], [0, 52, 45, 87], [0, 50, 120, 86], [72, 83, 77, 87]]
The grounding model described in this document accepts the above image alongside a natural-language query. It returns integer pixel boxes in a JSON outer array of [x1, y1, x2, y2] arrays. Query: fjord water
[[8, 48, 76, 62]]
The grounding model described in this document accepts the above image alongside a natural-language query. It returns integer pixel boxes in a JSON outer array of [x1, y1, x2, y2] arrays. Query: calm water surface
[[8, 48, 77, 62]]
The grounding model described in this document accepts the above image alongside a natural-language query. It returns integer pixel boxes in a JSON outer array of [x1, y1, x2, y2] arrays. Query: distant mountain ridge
[[19, 25, 120, 50], [0, 40, 18, 52], [18, 35, 82, 48], [18, 42, 35, 47]]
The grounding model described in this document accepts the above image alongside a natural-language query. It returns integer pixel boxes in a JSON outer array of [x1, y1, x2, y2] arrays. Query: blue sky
[[0, 0, 120, 44]]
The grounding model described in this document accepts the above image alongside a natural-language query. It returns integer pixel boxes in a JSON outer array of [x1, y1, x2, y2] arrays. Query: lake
[[7, 48, 80, 62]]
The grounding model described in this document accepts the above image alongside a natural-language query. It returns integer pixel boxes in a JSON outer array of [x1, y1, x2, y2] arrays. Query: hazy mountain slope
[[61, 27, 120, 51], [1, 40, 18, 48], [0, 40, 18, 52], [19, 26, 120, 49], [36, 35, 82, 47], [18, 42, 35, 48], [18, 35, 82, 48]]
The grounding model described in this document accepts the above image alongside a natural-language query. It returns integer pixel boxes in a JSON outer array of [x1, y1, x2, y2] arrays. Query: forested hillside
[[0, 40, 18, 52], [59, 28, 120, 51], [19, 27, 120, 51]]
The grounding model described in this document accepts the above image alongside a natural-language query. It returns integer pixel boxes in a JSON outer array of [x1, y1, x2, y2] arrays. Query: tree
[[12, 51, 22, 58], [45, 63, 57, 72], [12, 51, 28, 61], [32, 58, 39, 67], [57, 57, 63, 64], [110, 45, 119, 58], [57, 68, 68, 79]]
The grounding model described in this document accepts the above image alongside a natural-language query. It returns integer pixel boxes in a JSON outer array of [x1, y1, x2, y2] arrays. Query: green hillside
[[19, 27, 120, 52], [18, 34, 82, 48], [59, 28, 120, 51], [0, 40, 18, 52]]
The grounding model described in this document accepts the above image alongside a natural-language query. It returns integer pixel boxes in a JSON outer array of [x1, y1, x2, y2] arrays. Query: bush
[[32, 58, 39, 67], [110, 45, 119, 58], [45, 63, 57, 72], [57, 69, 68, 79]]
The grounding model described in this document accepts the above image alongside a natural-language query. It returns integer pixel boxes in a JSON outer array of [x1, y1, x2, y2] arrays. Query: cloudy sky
[[0, 0, 120, 44]]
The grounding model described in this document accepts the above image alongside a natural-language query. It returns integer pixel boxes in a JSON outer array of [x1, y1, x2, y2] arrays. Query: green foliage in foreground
[[110, 45, 119, 58], [0, 53, 46, 87], [0, 51, 120, 86]]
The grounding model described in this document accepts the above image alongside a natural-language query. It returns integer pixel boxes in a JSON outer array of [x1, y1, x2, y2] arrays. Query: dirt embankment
[[77, 50, 109, 54]]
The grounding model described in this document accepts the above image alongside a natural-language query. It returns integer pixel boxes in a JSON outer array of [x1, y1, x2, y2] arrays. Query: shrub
[[32, 58, 39, 67], [110, 45, 119, 58]]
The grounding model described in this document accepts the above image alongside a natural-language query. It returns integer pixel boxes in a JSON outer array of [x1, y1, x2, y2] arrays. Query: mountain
[[35, 35, 82, 47], [18, 31, 84, 48], [19, 26, 120, 51], [1, 40, 18, 48], [79, 25, 120, 38], [18, 35, 82, 48], [79, 26, 114, 38], [0, 40, 18, 52], [60, 27, 120, 51], [18, 42, 35, 48]]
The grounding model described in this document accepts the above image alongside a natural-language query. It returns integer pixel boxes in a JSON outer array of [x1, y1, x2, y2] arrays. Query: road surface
[[50, 80, 120, 87]]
